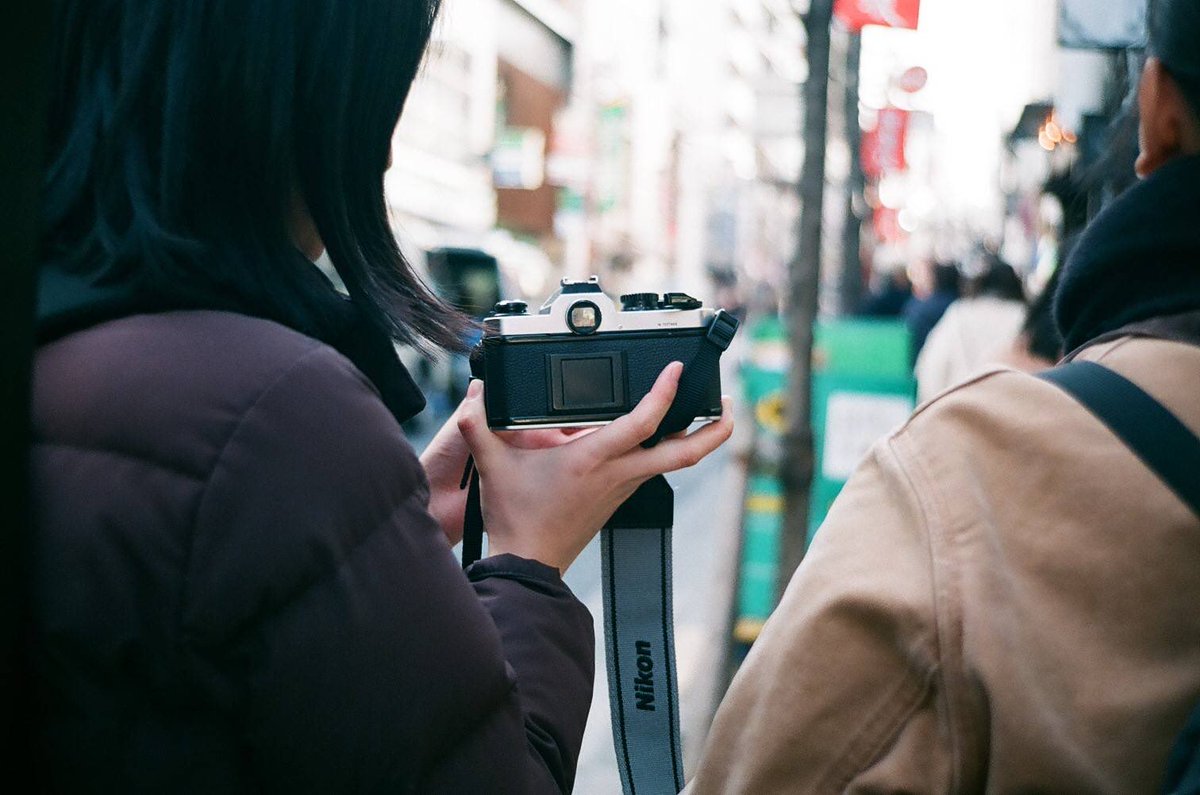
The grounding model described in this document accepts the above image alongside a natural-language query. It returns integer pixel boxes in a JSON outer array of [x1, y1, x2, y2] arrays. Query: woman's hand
[[455, 362, 734, 574], [420, 400, 582, 546]]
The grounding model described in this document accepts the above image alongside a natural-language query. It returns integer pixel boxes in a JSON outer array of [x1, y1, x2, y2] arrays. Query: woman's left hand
[[419, 398, 587, 545]]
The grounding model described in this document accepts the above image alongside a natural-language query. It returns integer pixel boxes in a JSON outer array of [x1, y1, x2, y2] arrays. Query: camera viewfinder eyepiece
[[566, 301, 602, 335]]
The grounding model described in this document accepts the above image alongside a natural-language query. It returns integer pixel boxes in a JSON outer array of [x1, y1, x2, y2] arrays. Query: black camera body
[[472, 277, 738, 430]]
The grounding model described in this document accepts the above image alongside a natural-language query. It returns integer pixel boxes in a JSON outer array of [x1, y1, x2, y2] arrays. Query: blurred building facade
[[385, 0, 807, 308], [849, 0, 1128, 298]]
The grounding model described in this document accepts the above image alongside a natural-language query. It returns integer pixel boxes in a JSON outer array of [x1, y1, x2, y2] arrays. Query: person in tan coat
[[687, 2, 1200, 792]]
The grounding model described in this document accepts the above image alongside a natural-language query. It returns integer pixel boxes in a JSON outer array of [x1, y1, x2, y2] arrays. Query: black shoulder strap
[[1040, 361, 1200, 518], [1165, 702, 1200, 795], [1040, 361, 1200, 795]]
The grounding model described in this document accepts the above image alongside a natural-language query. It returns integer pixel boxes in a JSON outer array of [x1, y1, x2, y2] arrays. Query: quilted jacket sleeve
[[185, 344, 594, 794]]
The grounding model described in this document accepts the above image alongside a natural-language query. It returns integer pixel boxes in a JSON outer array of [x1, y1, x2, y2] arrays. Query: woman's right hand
[[456, 362, 734, 574]]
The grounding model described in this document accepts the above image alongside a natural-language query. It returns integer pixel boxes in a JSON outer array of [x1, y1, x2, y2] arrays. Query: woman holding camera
[[30, 1, 732, 791]]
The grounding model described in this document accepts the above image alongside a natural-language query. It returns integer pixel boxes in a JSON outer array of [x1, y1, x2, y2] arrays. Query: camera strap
[[457, 468, 684, 794], [602, 310, 737, 795], [601, 475, 683, 795]]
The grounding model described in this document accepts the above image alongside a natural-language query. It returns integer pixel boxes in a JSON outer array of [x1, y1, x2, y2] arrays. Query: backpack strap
[[1164, 702, 1200, 795], [1039, 360, 1200, 518], [1039, 360, 1200, 795]]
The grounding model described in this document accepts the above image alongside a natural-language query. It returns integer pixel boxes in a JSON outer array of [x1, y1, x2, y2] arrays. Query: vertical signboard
[[732, 315, 789, 646], [808, 319, 916, 543], [732, 317, 916, 648], [862, 107, 909, 178], [834, 0, 921, 32]]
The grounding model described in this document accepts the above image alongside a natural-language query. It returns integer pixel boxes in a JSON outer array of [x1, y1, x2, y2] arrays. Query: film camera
[[471, 277, 739, 431]]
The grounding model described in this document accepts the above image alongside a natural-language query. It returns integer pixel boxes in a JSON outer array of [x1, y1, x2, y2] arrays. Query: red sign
[[834, 0, 921, 32], [861, 108, 909, 179], [873, 207, 906, 244]]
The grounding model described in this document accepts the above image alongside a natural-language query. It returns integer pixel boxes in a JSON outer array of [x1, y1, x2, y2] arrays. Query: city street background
[[392, 0, 1146, 789]]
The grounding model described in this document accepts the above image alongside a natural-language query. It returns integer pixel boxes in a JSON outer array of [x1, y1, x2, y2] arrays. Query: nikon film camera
[[471, 277, 738, 431]]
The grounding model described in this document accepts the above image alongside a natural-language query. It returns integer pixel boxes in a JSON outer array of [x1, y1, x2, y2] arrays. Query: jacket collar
[[1055, 154, 1200, 354], [36, 264, 427, 425], [1068, 310, 1200, 360]]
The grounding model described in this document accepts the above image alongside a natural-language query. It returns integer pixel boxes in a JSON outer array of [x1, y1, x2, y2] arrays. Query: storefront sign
[[862, 107, 909, 178], [834, 0, 921, 32], [873, 206, 905, 244], [492, 127, 546, 191]]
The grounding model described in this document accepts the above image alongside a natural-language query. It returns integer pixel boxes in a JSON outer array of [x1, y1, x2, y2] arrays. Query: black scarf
[[35, 263, 427, 426], [1055, 154, 1200, 354]]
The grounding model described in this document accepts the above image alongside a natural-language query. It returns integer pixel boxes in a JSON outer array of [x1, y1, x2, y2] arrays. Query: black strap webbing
[[1040, 360, 1200, 518], [1040, 361, 1200, 795], [641, 310, 738, 448], [461, 457, 484, 568]]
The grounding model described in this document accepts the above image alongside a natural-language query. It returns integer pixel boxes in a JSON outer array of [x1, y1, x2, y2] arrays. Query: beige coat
[[688, 333, 1200, 793]]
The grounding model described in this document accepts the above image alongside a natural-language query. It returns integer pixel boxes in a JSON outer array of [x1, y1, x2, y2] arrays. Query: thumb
[[456, 380, 501, 466]]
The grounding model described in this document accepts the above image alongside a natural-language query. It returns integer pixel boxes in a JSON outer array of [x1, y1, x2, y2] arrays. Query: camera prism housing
[[472, 277, 736, 430]]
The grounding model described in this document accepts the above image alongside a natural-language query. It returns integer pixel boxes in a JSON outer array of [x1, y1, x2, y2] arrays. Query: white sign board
[[822, 392, 914, 480], [1059, 0, 1147, 50]]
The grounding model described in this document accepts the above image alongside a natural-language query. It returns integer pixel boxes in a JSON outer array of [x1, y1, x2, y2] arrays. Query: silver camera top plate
[[482, 277, 716, 337]]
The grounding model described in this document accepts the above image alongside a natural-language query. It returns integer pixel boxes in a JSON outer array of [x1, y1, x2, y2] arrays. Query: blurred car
[[424, 246, 506, 407]]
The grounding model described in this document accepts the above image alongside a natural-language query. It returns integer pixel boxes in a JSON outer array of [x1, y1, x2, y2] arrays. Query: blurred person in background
[[687, 0, 1200, 791], [856, 265, 913, 319], [30, 1, 732, 791], [914, 256, 1028, 402], [902, 260, 962, 363]]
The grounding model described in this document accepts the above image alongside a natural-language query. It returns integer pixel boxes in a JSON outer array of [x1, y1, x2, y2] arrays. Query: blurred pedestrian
[[902, 260, 962, 362], [857, 266, 913, 318], [687, 0, 1200, 790], [914, 257, 1027, 402], [30, 2, 732, 792]]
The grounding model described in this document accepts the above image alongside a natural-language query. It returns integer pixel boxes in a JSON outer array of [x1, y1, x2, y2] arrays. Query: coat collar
[[1055, 155, 1200, 354], [36, 264, 427, 425]]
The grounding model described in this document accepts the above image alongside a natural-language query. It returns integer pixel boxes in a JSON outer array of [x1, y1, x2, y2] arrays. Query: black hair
[[1151, 0, 1200, 121], [932, 262, 962, 295], [42, 0, 466, 354], [972, 257, 1026, 303], [1021, 261, 1066, 363]]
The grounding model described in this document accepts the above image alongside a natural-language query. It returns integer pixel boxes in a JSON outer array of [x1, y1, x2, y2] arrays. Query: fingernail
[[670, 361, 684, 380], [466, 380, 483, 399]]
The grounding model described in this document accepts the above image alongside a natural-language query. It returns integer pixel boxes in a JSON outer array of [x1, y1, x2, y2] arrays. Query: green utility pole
[[779, 0, 834, 595]]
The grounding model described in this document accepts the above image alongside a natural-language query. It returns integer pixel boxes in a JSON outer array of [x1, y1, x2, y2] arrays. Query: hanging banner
[[834, 0, 921, 32], [862, 107, 909, 178], [873, 206, 905, 243]]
